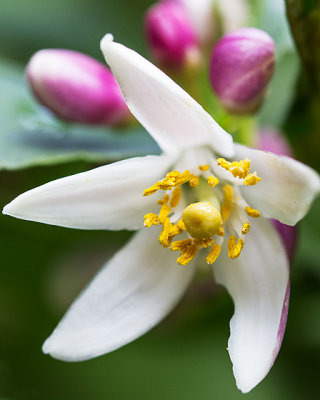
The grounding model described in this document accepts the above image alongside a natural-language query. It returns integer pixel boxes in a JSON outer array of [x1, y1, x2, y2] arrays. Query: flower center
[[142, 157, 262, 266]]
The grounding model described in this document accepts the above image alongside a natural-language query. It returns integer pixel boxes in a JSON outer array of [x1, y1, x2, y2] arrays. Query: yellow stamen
[[177, 244, 199, 265], [158, 194, 169, 205], [170, 238, 191, 251], [206, 244, 222, 264], [143, 170, 191, 196], [158, 204, 171, 223], [243, 172, 261, 186], [198, 164, 209, 171], [159, 217, 172, 247], [241, 222, 251, 235], [217, 158, 251, 179], [189, 175, 199, 187], [175, 170, 193, 186], [170, 187, 182, 207], [171, 239, 199, 265], [245, 206, 261, 218], [177, 219, 186, 231], [221, 184, 233, 222], [207, 175, 219, 187], [228, 235, 244, 259], [144, 213, 159, 227], [168, 219, 185, 238]]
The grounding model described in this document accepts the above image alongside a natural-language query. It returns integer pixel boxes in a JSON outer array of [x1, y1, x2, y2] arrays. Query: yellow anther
[[168, 187, 180, 208], [189, 175, 199, 187], [243, 172, 261, 186], [182, 202, 222, 239], [159, 217, 172, 247], [144, 170, 187, 196], [217, 157, 251, 179], [217, 226, 225, 236], [207, 176, 219, 187], [177, 246, 198, 265], [143, 169, 200, 198], [158, 204, 171, 223], [158, 194, 169, 205], [217, 158, 231, 171], [206, 244, 222, 264], [241, 222, 251, 235], [175, 170, 192, 186], [177, 219, 186, 231], [221, 184, 233, 222], [198, 164, 209, 171], [170, 238, 191, 251], [170, 239, 199, 266], [144, 213, 159, 227], [228, 235, 244, 259], [245, 206, 261, 218], [168, 219, 185, 238], [143, 184, 160, 196]]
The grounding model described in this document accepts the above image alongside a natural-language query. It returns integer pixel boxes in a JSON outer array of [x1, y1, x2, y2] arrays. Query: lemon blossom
[[3, 35, 320, 393]]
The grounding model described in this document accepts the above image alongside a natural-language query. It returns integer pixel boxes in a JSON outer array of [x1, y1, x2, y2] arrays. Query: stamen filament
[[221, 184, 233, 223]]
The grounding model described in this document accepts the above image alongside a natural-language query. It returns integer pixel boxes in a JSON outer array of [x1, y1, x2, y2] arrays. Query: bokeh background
[[0, 0, 320, 399]]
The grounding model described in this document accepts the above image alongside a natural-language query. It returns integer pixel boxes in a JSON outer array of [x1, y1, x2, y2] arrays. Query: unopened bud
[[145, 1, 199, 69], [26, 49, 129, 125], [257, 128, 297, 261], [209, 28, 275, 114]]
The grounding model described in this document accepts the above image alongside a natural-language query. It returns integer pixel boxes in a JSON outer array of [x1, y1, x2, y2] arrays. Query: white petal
[[100, 34, 234, 157], [3, 154, 174, 230], [236, 144, 320, 225], [42, 228, 195, 361], [213, 218, 289, 393], [180, 0, 215, 42]]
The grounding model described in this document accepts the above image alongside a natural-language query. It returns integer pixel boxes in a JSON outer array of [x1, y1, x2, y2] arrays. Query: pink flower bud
[[257, 128, 297, 261], [145, 1, 199, 68], [209, 28, 275, 114], [26, 49, 129, 125]]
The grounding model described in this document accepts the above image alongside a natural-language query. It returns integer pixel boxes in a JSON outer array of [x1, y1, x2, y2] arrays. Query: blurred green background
[[0, 0, 320, 399]]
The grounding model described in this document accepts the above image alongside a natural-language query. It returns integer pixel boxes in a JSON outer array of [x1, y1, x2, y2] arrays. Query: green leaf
[[0, 58, 159, 170]]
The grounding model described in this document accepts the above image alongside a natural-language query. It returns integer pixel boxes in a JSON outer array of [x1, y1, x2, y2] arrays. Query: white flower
[[3, 35, 320, 393]]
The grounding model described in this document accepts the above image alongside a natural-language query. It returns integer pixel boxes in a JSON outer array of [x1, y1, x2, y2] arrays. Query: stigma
[[182, 202, 222, 239]]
